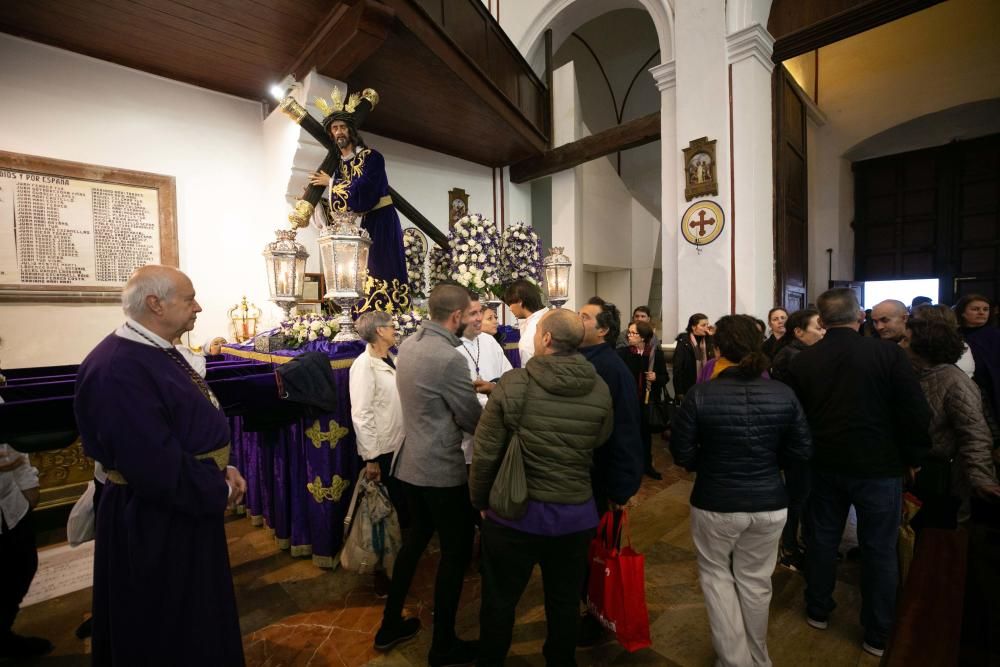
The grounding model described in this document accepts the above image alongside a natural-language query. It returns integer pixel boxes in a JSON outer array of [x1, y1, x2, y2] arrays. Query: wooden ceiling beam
[[770, 0, 945, 63], [509, 112, 660, 184], [286, 0, 394, 83], [380, 0, 549, 153]]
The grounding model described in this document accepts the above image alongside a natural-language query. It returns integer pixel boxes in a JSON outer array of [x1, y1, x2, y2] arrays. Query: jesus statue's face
[[329, 121, 352, 150]]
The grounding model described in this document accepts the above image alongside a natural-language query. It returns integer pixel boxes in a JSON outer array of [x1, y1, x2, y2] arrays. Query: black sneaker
[[373, 617, 420, 651], [428, 638, 478, 667], [0, 632, 54, 659], [862, 639, 885, 657]]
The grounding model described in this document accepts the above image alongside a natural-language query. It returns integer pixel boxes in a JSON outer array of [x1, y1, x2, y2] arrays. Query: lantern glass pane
[[545, 265, 567, 299], [264, 257, 277, 298], [333, 240, 358, 291], [293, 257, 306, 296]]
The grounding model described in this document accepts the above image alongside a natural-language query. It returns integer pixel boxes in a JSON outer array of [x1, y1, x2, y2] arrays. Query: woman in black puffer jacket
[[670, 315, 812, 667]]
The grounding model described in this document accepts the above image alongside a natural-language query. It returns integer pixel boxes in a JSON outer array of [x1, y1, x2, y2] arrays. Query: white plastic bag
[[67, 481, 96, 546]]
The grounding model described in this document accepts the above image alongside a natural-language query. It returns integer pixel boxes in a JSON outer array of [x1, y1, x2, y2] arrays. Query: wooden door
[[952, 134, 1000, 302], [854, 133, 1000, 305], [773, 66, 809, 312]]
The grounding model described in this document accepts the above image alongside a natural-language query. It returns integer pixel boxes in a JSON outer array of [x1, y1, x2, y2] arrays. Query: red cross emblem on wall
[[689, 209, 716, 236]]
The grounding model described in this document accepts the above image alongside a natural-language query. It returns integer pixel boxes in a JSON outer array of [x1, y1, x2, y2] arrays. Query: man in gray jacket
[[375, 284, 483, 666]]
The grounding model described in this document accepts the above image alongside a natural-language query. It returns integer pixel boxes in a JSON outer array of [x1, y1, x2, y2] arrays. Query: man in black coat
[[787, 288, 931, 658]]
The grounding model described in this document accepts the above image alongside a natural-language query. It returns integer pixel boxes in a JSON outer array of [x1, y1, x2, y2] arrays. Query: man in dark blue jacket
[[576, 297, 644, 644], [578, 297, 644, 511]]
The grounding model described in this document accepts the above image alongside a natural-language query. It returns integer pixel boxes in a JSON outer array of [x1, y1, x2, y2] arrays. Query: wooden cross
[[689, 209, 715, 236]]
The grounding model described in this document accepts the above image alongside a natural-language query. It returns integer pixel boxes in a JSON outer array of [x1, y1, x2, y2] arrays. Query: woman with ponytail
[[670, 315, 812, 667]]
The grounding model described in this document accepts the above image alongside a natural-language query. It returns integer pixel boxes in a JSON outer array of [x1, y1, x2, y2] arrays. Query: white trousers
[[690, 507, 787, 667]]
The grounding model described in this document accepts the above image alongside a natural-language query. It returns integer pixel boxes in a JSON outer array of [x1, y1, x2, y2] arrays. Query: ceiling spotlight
[[269, 74, 298, 101]]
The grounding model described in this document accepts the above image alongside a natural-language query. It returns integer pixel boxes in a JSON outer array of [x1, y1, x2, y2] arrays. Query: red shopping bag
[[586, 510, 651, 652]]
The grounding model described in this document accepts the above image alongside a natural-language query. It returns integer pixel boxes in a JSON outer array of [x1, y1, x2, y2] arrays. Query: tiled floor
[[15, 449, 880, 666]]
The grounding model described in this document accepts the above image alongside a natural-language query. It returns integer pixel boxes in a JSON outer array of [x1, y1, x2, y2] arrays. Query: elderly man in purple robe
[[75, 265, 247, 666]]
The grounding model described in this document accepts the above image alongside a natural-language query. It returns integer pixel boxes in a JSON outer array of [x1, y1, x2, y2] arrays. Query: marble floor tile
[[17, 450, 886, 666]]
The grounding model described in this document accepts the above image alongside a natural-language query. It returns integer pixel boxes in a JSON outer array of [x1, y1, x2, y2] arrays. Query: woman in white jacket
[[349, 311, 407, 594]]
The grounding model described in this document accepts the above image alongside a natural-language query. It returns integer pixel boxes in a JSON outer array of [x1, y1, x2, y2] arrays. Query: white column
[[727, 23, 776, 316], [673, 0, 732, 326], [650, 60, 678, 334], [550, 61, 586, 310]]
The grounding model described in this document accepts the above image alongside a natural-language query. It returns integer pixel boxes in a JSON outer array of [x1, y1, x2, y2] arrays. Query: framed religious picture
[[448, 187, 469, 230], [296, 302, 323, 315], [0, 150, 177, 302], [683, 137, 718, 201], [301, 272, 324, 302]]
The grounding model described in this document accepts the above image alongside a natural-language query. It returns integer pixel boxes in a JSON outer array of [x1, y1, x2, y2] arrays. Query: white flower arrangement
[[448, 213, 500, 295], [499, 222, 543, 286], [402, 229, 428, 299], [392, 307, 427, 341], [279, 313, 341, 348], [428, 245, 451, 290]]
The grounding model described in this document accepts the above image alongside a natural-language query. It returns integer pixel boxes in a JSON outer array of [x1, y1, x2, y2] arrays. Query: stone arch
[[519, 0, 674, 75], [727, 0, 774, 34]]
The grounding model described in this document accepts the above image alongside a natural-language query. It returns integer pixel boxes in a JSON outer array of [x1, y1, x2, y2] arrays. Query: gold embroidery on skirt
[[355, 277, 410, 315], [307, 474, 350, 503], [305, 420, 348, 449]]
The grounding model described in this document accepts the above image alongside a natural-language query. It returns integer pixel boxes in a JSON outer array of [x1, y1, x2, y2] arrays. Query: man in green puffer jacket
[[470, 308, 613, 666]]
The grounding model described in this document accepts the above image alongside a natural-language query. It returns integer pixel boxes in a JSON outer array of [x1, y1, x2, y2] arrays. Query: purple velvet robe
[[332, 147, 407, 290], [75, 335, 244, 666]]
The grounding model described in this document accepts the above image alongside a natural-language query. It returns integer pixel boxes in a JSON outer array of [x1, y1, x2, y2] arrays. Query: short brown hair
[[503, 279, 543, 312], [539, 309, 583, 353], [714, 315, 768, 375], [907, 319, 964, 365], [428, 284, 470, 322], [912, 304, 959, 329], [630, 320, 654, 343]]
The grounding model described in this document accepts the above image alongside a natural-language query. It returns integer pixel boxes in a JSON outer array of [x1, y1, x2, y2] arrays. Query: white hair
[[121, 266, 178, 319]]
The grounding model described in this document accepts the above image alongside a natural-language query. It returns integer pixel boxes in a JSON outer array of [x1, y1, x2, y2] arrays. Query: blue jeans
[[804, 470, 902, 645]]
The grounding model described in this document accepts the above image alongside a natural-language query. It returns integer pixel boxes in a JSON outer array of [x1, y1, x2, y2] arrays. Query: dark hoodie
[[579, 343, 644, 505]]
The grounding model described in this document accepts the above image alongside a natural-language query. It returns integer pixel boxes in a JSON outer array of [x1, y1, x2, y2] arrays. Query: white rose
[[308, 331, 318, 341], [322, 326, 332, 337], [458, 263, 468, 273], [310, 320, 323, 331]]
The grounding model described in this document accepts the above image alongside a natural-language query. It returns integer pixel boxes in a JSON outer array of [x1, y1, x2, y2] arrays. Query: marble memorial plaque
[[21, 540, 94, 608], [0, 151, 176, 302]]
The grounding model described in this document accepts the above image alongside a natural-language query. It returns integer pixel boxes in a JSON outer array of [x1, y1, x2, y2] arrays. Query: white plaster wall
[[673, 0, 732, 324], [581, 156, 632, 269], [631, 198, 660, 310], [803, 0, 1000, 298], [595, 269, 631, 309], [550, 62, 587, 310], [0, 34, 268, 369], [728, 25, 776, 317]]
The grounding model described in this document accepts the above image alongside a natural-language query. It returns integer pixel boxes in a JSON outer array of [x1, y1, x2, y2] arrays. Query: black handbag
[[642, 340, 668, 433], [645, 386, 669, 434]]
